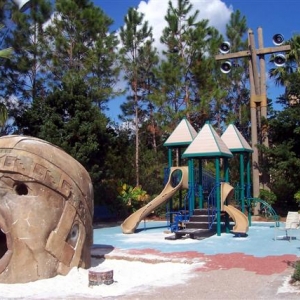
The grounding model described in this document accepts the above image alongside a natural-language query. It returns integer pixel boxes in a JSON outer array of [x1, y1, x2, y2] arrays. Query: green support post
[[224, 158, 229, 182], [198, 159, 203, 209], [224, 158, 230, 233], [168, 148, 173, 222], [216, 158, 221, 236], [168, 148, 172, 167], [178, 148, 182, 208], [240, 153, 245, 213], [246, 153, 252, 226], [188, 159, 195, 216]]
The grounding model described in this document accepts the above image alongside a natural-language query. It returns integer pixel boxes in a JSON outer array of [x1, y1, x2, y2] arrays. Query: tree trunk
[[135, 91, 140, 187]]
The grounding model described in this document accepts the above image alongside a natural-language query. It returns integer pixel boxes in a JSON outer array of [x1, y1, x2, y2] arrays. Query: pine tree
[[0, 0, 52, 131], [18, 78, 111, 205], [12, 0, 121, 205], [220, 10, 250, 138], [1, 0, 52, 102], [119, 7, 157, 187], [44, 0, 119, 110], [153, 0, 217, 133]]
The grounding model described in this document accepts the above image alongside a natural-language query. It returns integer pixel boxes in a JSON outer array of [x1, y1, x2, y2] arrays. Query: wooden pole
[[258, 27, 269, 148], [248, 29, 260, 200], [215, 27, 290, 202], [258, 27, 270, 190]]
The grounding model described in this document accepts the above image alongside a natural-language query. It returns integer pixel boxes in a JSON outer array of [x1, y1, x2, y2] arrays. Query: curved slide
[[221, 182, 249, 234], [121, 167, 189, 234], [224, 205, 249, 234]]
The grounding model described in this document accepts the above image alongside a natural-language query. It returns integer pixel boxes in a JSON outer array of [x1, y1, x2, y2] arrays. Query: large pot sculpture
[[0, 135, 93, 283]]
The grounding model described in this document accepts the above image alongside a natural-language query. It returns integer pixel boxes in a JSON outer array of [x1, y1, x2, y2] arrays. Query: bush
[[117, 182, 150, 214], [292, 261, 300, 282], [259, 189, 277, 206], [294, 190, 300, 205]]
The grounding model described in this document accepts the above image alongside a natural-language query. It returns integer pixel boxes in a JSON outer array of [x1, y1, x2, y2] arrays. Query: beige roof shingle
[[221, 124, 253, 153], [182, 122, 232, 158], [164, 118, 197, 147]]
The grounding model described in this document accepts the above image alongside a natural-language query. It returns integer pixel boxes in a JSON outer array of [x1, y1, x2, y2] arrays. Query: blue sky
[[93, 0, 300, 121]]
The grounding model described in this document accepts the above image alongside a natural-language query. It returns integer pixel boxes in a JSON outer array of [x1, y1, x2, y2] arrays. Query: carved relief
[[0, 135, 94, 283]]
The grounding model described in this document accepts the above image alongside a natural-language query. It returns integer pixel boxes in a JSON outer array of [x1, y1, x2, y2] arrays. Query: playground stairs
[[165, 209, 216, 241]]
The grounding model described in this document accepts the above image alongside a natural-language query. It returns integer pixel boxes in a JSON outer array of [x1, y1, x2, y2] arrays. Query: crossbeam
[[215, 45, 291, 61]]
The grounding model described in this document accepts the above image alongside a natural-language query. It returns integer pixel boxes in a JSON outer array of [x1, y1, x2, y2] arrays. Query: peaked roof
[[182, 122, 233, 158], [163, 118, 197, 147], [221, 124, 253, 153]]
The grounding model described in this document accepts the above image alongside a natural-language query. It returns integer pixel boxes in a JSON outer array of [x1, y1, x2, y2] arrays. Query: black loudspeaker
[[272, 34, 284, 46], [274, 54, 286, 67], [219, 41, 231, 54], [220, 61, 232, 73]]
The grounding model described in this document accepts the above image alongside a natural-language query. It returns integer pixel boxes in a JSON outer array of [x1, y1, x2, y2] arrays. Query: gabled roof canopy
[[221, 124, 253, 153], [163, 118, 197, 147], [182, 121, 233, 158]]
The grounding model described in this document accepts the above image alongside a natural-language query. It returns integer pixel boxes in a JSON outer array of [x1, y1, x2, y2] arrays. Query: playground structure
[[121, 118, 278, 238], [121, 166, 249, 236]]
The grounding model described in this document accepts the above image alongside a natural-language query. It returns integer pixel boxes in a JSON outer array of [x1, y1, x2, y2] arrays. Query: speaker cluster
[[219, 33, 286, 73], [272, 34, 286, 67], [218, 42, 232, 73]]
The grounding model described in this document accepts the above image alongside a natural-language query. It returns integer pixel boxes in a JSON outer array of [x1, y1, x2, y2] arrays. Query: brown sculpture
[[0, 135, 94, 283]]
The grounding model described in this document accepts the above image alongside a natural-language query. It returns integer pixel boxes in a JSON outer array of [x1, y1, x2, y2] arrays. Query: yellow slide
[[223, 205, 249, 234], [121, 167, 189, 234], [221, 182, 249, 234]]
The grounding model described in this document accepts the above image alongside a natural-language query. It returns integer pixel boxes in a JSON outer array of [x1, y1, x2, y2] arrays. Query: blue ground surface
[[93, 221, 300, 258]]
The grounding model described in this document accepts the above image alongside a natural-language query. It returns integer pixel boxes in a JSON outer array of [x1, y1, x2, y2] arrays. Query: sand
[[0, 256, 299, 300]]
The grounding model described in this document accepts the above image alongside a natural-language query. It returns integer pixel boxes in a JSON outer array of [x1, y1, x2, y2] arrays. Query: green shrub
[[294, 190, 300, 205], [292, 261, 300, 282], [117, 182, 150, 213], [259, 189, 277, 206]]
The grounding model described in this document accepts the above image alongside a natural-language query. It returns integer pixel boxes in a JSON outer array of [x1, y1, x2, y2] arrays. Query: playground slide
[[224, 204, 249, 234], [121, 167, 188, 234]]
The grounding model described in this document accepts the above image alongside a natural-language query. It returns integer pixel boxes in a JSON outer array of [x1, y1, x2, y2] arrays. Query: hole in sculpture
[[0, 229, 7, 259], [15, 183, 28, 195]]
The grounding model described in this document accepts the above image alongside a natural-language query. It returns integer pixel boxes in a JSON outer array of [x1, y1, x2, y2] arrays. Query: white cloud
[[136, 0, 233, 53]]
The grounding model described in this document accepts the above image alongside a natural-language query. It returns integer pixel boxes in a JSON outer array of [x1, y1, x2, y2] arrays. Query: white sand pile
[[0, 258, 202, 299]]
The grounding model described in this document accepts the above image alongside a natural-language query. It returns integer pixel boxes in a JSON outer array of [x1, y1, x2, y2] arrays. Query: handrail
[[207, 185, 217, 229], [166, 190, 190, 232], [246, 197, 280, 226]]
